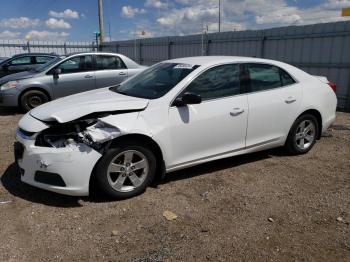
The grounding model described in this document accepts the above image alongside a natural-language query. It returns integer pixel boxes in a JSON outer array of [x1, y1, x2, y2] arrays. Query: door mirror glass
[[52, 68, 61, 78], [174, 92, 202, 107]]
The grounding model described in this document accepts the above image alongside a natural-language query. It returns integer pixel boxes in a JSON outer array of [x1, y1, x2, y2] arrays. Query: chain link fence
[[0, 40, 97, 58]]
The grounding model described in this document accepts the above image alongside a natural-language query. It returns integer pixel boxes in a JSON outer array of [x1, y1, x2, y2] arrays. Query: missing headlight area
[[35, 119, 120, 150], [80, 120, 121, 144]]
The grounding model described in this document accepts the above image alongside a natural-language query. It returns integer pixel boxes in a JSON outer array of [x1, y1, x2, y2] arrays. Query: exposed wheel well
[[297, 109, 322, 140], [18, 87, 51, 107], [109, 134, 165, 182]]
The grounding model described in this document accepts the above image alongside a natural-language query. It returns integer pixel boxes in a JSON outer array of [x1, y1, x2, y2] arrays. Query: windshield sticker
[[173, 63, 194, 69]]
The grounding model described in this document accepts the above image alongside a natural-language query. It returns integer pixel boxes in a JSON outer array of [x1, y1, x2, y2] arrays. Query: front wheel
[[285, 114, 319, 155], [20, 90, 49, 112], [94, 142, 157, 199]]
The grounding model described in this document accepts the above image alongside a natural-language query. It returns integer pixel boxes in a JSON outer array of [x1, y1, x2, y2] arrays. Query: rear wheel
[[95, 142, 156, 199], [20, 90, 49, 112], [285, 114, 319, 155]]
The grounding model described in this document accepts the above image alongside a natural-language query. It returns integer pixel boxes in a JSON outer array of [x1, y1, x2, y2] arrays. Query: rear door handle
[[119, 72, 127, 76], [84, 74, 93, 79], [285, 97, 296, 104], [230, 108, 244, 116]]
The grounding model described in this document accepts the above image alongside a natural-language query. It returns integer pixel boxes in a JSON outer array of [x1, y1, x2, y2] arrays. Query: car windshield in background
[[31, 56, 62, 73], [111, 63, 200, 99]]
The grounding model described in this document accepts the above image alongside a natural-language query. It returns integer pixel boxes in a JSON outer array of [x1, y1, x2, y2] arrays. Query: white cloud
[[175, 0, 191, 4], [25, 30, 69, 41], [121, 6, 146, 18], [117, 0, 350, 39], [145, 0, 168, 9], [157, 6, 218, 26], [45, 18, 71, 29], [153, 0, 350, 36], [49, 9, 80, 19], [0, 17, 40, 29], [323, 0, 350, 9], [0, 30, 21, 39], [207, 22, 246, 32]]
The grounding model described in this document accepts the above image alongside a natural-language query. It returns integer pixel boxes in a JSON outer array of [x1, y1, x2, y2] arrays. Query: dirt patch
[[0, 109, 349, 261]]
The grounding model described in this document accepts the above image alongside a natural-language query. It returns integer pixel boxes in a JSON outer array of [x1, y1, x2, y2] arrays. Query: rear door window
[[243, 63, 296, 93], [95, 55, 126, 70], [35, 56, 54, 64]]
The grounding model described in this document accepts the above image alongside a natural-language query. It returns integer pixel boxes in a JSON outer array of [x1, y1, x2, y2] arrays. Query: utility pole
[[98, 0, 105, 43], [108, 21, 111, 42], [218, 0, 221, 32]]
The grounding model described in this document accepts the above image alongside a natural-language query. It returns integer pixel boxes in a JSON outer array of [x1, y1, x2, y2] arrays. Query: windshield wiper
[[109, 84, 120, 91], [109, 85, 128, 95]]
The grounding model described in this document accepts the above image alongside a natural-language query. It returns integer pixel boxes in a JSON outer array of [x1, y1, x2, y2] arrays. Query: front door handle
[[285, 97, 296, 104], [84, 74, 93, 79], [119, 72, 127, 76], [230, 108, 244, 116]]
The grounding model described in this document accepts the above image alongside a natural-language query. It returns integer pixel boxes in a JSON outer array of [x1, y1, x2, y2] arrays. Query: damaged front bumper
[[15, 128, 102, 196], [14, 110, 143, 196]]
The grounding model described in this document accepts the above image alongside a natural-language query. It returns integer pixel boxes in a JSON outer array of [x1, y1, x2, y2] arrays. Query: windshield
[[110, 62, 200, 99], [31, 56, 62, 73]]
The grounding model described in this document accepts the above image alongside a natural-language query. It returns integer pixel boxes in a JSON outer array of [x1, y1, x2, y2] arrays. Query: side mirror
[[52, 68, 61, 78], [173, 92, 202, 107]]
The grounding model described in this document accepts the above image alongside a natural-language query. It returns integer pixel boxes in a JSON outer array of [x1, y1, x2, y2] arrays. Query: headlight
[[1, 81, 19, 91]]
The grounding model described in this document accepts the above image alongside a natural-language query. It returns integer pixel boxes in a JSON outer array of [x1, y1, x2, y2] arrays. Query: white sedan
[[14, 56, 337, 199]]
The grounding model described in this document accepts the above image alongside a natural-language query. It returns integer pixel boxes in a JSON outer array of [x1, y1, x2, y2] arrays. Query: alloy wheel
[[295, 120, 316, 150], [106, 150, 149, 193]]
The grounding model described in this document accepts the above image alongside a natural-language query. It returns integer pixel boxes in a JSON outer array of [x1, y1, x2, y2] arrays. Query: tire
[[94, 142, 157, 199], [20, 90, 49, 112], [285, 114, 319, 155]]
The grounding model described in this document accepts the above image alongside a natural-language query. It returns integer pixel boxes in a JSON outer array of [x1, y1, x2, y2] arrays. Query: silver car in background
[[0, 52, 146, 111]]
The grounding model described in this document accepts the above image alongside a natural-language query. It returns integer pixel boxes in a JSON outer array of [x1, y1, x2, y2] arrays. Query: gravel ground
[[0, 108, 349, 261]]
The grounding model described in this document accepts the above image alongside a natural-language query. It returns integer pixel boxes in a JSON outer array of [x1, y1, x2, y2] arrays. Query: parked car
[[0, 52, 146, 111], [15, 56, 337, 199], [0, 57, 9, 63], [0, 53, 58, 78]]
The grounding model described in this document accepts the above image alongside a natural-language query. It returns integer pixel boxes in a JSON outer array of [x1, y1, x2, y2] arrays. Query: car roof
[[12, 52, 59, 57], [164, 56, 281, 67], [66, 51, 122, 56]]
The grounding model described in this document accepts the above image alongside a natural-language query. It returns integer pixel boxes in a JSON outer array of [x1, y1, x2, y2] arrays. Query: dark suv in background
[[0, 53, 58, 78]]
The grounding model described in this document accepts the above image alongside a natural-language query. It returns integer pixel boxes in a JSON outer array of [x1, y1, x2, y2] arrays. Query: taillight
[[328, 81, 336, 93]]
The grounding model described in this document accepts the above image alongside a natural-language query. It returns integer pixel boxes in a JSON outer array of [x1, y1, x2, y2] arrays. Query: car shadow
[[160, 148, 285, 184], [0, 107, 23, 116], [1, 148, 288, 206], [1, 163, 83, 207]]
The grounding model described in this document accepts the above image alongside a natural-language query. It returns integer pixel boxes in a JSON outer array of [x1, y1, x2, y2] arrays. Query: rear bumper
[[322, 114, 336, 132], [15, 131, 102, 196]]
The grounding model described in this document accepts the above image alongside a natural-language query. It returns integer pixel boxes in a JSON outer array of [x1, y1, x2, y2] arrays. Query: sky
[[0, 0, 349, 42]]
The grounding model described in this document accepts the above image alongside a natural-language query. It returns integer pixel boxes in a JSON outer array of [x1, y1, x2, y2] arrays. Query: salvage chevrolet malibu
[[14, 56, 337, 199]]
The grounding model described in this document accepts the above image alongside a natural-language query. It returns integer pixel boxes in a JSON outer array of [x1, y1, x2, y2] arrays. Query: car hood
[[30, 87, 149, 123], [0, 70, 36, 84]]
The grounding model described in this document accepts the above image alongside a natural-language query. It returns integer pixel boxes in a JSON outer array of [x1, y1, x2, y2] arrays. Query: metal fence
[[102, 21, 350, 111], [0, 40, 97, 57]]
